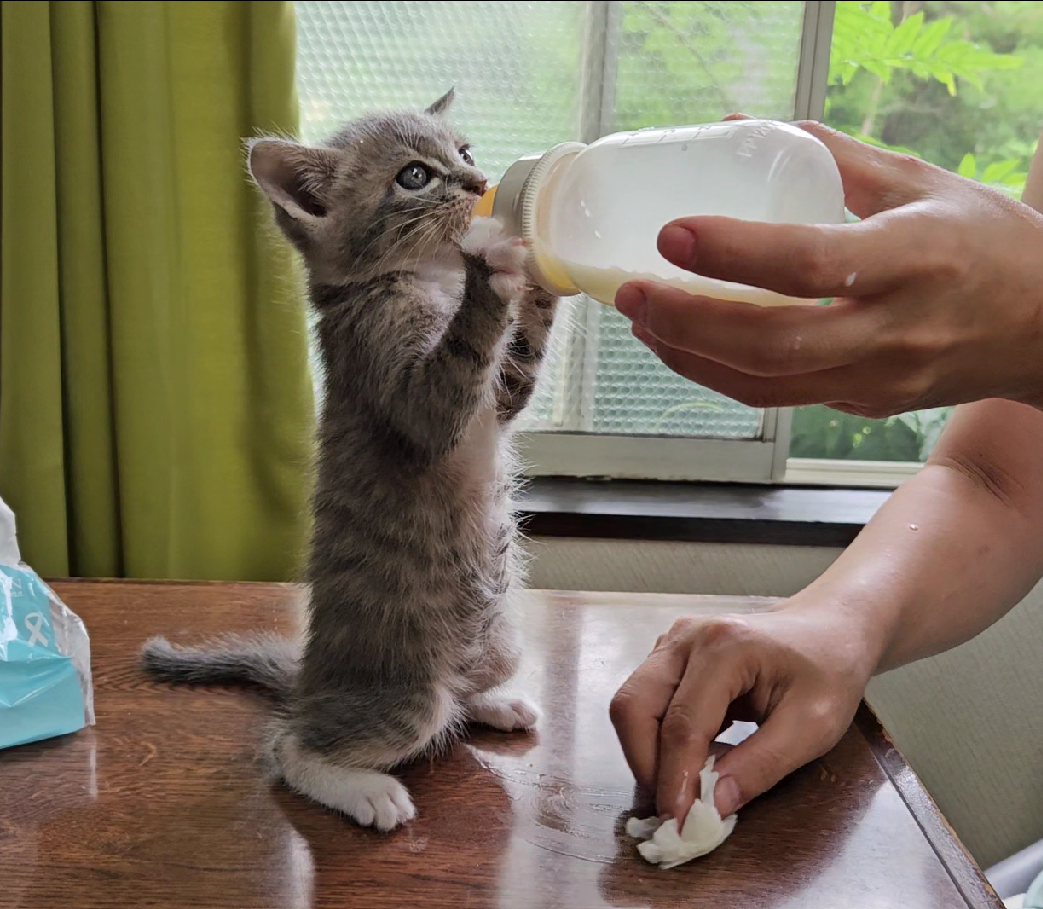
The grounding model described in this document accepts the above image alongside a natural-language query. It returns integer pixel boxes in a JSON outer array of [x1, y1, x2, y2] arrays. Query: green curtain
[[0, 1, 315, 581]]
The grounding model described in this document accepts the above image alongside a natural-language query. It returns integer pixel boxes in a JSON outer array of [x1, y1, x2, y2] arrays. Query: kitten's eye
[[396, 162, 431, 191], [460, 147, 474, 167]]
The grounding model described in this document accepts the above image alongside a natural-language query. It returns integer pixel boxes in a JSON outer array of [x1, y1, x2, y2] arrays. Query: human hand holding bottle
[[614, 120, 1043, 417]]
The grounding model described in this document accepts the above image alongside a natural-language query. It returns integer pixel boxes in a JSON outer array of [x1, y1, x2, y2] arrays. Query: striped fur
[[140, 92, 559, 831]]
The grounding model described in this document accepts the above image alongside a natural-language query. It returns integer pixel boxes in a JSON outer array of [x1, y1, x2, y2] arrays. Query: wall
[[523, 536, 1043, 869]]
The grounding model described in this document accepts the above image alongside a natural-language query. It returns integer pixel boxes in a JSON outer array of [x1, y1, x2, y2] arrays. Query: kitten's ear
[[426, 87, 455, 117], [247, 138, 340, 240]]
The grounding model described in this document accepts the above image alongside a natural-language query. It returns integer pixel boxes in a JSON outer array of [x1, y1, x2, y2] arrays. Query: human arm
[[809, 398, 1043, 669], [610, 397, 1043, 824]]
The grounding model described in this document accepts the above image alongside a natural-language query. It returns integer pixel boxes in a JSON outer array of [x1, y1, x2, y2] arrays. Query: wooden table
[[1, 581, 1000, 909]]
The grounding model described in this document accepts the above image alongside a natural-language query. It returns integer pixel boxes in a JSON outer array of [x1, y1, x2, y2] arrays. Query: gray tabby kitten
[[141, 90, 560, 831]]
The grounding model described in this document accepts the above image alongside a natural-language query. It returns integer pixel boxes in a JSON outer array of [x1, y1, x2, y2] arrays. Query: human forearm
[[792, 400, 1043, 674], [804, 466, 1043, 673]]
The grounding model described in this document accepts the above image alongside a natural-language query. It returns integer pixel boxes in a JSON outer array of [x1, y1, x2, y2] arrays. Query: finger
[[790, 120, 941, 216], [711, 700, 847, 818], [609, 647, 686, 792], [655, 207, 927, 301], [628, 283, 884, 376], [722, 112, 752, 122], [656, 651, 749, 822], [631, 325, 870, 409]]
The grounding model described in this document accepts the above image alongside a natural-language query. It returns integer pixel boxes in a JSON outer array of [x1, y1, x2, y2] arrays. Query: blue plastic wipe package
[[0, 495, 94, 750]]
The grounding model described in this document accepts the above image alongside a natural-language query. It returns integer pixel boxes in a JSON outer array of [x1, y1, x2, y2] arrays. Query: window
[[294, 1, 1039, 488]]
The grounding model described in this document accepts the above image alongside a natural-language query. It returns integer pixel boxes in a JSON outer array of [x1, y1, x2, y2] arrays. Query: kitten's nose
[[462, 174, 488, 197]]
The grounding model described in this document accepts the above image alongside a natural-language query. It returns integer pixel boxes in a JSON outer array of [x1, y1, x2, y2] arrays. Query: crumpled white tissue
[[0, 495, 21, 566], [625, 756, 737, 869]]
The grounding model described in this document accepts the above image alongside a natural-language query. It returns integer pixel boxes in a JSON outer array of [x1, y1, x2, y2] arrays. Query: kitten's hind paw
[[466, 693, 540, 732], [461, 216, 528, 302]]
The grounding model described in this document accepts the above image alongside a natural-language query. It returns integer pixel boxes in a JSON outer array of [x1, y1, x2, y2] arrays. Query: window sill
[[517, 477, 892, 548]]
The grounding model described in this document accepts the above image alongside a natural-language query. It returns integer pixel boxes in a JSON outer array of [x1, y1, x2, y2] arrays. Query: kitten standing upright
[[141, 90, 560, 831]]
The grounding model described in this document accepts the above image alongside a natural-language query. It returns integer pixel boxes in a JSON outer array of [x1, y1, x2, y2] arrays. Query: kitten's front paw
[[467, 693, 541, 732], [461, 217, 528, 302]]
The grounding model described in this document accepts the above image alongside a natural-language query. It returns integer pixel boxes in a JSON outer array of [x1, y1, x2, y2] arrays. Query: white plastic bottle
[[473, 119, 846, 308]]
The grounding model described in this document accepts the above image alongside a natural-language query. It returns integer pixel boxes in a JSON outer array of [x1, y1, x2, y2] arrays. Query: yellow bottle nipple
[[473, 184, 497, 219]]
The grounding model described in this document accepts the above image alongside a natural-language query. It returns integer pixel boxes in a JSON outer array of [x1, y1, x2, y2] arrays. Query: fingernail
[[615, 283, 647, 325], [658, 224, 696, 267], [715, 776, 742, 818]]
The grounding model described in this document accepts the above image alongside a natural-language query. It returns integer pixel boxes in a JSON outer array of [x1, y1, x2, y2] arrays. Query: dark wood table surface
[[1, 580, 1000, 909]]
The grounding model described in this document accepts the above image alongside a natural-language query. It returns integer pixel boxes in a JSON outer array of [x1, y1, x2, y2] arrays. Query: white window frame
[[784, 457, 921, 489], [517, 1, 843, 484]]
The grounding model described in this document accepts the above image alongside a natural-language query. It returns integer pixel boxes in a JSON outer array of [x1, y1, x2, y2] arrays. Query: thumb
[[657, 208, 926, 300], [710, 700, 845, 818]]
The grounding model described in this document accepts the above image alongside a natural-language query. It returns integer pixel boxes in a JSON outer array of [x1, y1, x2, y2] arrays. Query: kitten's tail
[[141, 632, 298, 701]]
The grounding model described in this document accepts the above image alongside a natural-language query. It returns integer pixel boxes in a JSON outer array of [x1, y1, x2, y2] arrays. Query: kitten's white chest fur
[[416, 251, 505, 495], [413, 255, 466, 311], [454, 403, 502, 494]]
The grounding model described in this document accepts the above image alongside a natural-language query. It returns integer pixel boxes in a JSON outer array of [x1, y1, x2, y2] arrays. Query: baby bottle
[[472, 119, 846, 308]]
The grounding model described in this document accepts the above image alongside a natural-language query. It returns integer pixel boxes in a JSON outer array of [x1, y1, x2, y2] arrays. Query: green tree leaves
[[829, 1, 1021, 95], [956, 152, 1027, 195]]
